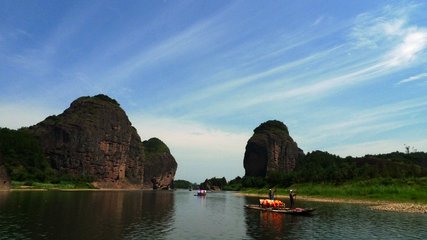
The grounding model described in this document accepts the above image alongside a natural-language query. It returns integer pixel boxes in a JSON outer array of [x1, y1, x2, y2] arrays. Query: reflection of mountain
[[0, 191, 175, 239], [0, 191, 9, 209], [124, 191, 175, 238]]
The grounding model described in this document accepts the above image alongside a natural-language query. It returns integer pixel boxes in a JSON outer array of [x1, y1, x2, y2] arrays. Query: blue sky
[[1, 0, 427, 183]]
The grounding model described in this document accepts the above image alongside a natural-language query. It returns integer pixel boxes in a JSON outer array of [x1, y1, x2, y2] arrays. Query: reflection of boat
[[195, 189, 207, 196], [244, 204, 315, 215]]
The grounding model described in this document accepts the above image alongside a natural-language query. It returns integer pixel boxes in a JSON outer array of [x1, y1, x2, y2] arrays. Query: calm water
[[0, 190, 426, 239]]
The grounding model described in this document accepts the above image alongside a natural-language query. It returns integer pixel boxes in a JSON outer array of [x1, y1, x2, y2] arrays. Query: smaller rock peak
[[253, 120, 289, 135]]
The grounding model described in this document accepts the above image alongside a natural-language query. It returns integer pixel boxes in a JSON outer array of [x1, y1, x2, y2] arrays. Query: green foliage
[[174, 179, 193, 189], [253, 120, 288, 134], [223, 176, 243, 190], [293, 150, 427, 184], [290, 177, 427, 204], [242, 176, 266, 188], [265, 171, 295, 188], [11, 181, 96, 189], [0, 128, 53, 182], [143, 138, 170, 154], [93, 94, 120, 106], [0, 127, 96, 185], [200, 177, 227, 190]]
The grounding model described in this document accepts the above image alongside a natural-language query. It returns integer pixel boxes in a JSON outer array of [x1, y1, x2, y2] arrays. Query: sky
[[1, 0, 427, 183]]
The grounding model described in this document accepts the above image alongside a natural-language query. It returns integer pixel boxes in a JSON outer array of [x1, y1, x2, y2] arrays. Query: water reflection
[[1, 191, 427, 239], [0, 190, 175, 240], [0, 191, 9, 208]]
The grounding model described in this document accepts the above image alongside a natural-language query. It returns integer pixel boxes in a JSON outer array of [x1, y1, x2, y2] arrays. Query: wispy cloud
[[102, 3, 239, 86], [312, 16, 325, 26], [398, 72, 427, 84], [299, 96, 427, 150], [325, 139, 427, 157], [385, 29, 427, 66], [177, 4, 427, 119]]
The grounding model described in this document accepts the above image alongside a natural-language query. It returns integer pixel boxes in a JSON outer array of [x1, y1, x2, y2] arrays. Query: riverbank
[[237, 192, 427, 214]]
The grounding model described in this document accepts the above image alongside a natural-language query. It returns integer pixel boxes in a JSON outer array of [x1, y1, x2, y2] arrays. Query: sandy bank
[[236, 193, 427, 214]]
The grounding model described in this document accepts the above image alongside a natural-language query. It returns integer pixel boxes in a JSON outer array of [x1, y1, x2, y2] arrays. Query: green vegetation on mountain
[[173, 179, 194, 189], [0, 127, 95, 187], [253, 119, 289, 135], [0, 127, 53, 182], [143, 138, 170, 155]]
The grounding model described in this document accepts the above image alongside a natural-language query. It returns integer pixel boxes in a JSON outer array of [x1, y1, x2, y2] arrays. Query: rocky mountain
[[243, 120, 304, 177], [143, 138, 177, 189], [28, 94, 177, 189]]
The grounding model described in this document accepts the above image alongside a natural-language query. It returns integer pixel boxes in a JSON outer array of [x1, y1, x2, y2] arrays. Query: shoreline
[[236, 193, 427, 214]]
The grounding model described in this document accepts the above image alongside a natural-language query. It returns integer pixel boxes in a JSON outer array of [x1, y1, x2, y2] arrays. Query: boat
[[244, 204, 315, 215], [195, 189, 207, 196]]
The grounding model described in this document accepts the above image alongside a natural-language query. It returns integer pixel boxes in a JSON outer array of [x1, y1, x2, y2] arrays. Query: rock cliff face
[[142, 138, 177, 189], [28, 94, 176, 189], [243, 120, 304, 177]]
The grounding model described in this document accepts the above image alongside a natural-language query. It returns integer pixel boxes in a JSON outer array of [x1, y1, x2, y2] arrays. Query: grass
[[242, 177, 427, 204], [11, 181, 96, 190]]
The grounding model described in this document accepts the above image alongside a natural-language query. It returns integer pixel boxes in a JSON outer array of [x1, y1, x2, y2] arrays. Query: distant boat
[[195, 189, 207, 196]]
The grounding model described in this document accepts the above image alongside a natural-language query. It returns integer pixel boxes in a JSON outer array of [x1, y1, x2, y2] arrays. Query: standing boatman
[[289, 189, 296, 208], [268, 188, 275, 200]]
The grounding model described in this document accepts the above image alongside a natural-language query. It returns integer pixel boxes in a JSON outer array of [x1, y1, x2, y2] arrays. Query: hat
[[290, 189, 293, 192]]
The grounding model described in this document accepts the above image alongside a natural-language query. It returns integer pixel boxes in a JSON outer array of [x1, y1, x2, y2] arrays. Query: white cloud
[[297, 96, 427, 155], [130, 113, 250, 182], [398, 72, 427, 84], [349, 4, 427, 67], [312, 16, 325, 26], [386, 29, 427, 66]]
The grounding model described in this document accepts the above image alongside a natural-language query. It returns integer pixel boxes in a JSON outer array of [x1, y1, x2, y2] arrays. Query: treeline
[[296, 150, 427, 183], [176, 150, 427, 191], [0, 127, 53, 182], [0, 127, 94, 184], [174, 177, 228, 190], [238, 150, 427, 189]]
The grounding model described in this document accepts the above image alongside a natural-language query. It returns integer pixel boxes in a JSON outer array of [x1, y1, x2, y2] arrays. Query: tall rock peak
[[243, 120, 303, 177], [28, 94, 177, 189]]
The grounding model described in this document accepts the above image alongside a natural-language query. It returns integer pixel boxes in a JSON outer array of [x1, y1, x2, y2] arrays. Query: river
[[0, 190, 426, 239]]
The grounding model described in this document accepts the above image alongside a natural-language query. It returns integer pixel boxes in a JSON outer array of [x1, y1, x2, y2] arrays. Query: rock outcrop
[[243, 120, 304, 177], [0, 154, 10, 190], [28, 94, 176, 189], [143, 138, 177, 189]]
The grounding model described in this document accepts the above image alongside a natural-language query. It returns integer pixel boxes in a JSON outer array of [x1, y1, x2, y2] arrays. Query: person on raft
[[289, 189, 296, 208], [268, 188, 275, 200]]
